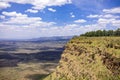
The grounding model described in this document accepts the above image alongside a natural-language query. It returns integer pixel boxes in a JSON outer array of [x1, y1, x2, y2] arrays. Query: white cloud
[[32, 0, 72, 10], [1, 0, 72, 10], [103, 7, 120, 14], [87, 7, 120, 26], [86, 7, 120, 31], [112, 20, 120, 27], [0, 14, 119, 39], [70, 12, 75, 18], [2, 11, 27, 17], [87, 14, 101, 18], [103, 14, 119, 18], [74, 19, 86, 23], [57, 23, 106, 36], [2, 11, 57, 26], [98, 18, 115, 24], [0, 10, 57, 39], [98, 18, 120, 28], [87, 14, 119, 19], [0, 10, 119, 39], [0, 1, 11, 9], [0, 11, 105, 39], [48, 8, 56, 12], [0, 11, 57, 39], [0, 15, 5, 19], [0, 21, 107, 39], [25, 9, 38, 13], [1, 0, 32, 4]]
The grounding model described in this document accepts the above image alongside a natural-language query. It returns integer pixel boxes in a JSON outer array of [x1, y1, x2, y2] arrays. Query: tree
[[114, 28, 120, 36], [80, 28, 120, 37]]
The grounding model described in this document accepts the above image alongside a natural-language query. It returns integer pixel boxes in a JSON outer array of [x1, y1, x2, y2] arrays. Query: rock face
[[44, 37, 120, 80]]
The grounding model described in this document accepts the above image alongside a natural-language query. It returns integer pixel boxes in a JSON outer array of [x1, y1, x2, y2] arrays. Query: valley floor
[[0, 40, 67, 80]]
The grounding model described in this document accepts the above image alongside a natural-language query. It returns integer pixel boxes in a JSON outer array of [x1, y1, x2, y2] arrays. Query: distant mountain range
[[30, 36, 73, 41], [0, 36, 73, 42]]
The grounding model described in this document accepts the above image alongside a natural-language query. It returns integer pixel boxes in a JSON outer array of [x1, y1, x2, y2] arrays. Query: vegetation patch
[[44, 37, 120, 80]]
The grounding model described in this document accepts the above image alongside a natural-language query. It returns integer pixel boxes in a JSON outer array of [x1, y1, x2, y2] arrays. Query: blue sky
[[0, 0, 120, 39]]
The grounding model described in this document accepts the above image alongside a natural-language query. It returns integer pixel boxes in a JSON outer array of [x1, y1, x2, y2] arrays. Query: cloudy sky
[[0, 0, 120, 39]]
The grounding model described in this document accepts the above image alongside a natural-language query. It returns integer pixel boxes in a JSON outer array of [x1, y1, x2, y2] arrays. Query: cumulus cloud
[[0, 0, 72, 10], [103, 7, 120, 14], [0, 1, 120, 39], [2, 11, 27, 17], [0, 11, 57, 39], [25, 9, 38, 13], [32, 0, 72, 10], [48, 8, 56, 12], [0, 11, 119, 39], [0, 11, 105, 39], [87, 7, 120, 21], [74, 19, 86, 23], [0, 1, 11, 9], [103, 14, 119, 18], [0, 21, 107, 39], [2, 11, 57, 26], [98, 18, 115, 24], [86, 6, 120, 31], [87, 9, 120, 29], [98, 18, 120, 28]]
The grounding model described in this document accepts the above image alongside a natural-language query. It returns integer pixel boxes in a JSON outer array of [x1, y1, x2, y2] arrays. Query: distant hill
[[0, 36, 73, 42], [29, 36, 73, 42]]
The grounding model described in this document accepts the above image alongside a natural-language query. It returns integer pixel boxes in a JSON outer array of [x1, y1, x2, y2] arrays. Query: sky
[[0, 0, 120, 39]]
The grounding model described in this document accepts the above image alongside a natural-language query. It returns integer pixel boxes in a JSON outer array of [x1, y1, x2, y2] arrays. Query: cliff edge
[[44, 37, 120, 80]]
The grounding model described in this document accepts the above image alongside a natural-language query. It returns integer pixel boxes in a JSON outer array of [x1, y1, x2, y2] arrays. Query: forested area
[[80, 28, 120, 37]]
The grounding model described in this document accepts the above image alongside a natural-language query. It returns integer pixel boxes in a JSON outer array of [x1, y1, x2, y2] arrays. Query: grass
[[44, 37, 120, 80]]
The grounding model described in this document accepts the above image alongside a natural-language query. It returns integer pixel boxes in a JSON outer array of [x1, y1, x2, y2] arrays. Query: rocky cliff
[[44, 37, 120, 80]]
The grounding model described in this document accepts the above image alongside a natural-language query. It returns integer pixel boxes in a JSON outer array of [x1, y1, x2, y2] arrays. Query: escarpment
[[44, 37, 120, 80]]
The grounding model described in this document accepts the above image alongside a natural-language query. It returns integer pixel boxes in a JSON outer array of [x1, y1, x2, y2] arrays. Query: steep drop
[[44, 37, 120, 80]]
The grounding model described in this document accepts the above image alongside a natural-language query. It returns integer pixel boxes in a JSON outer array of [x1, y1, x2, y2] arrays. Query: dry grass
[[44, 37, 120, 80]]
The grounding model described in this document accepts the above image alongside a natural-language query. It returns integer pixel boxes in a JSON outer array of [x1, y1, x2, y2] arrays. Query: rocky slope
[[44, 37, 120, 80]]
